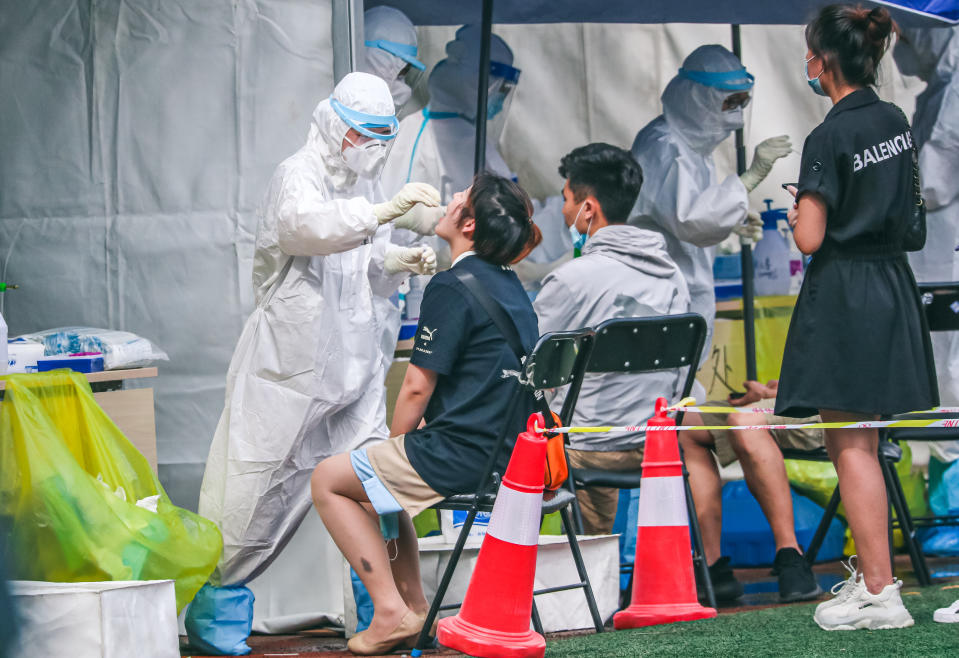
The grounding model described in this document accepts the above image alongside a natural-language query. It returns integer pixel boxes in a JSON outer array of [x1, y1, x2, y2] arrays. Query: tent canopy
[[366, 0, 959, 27]]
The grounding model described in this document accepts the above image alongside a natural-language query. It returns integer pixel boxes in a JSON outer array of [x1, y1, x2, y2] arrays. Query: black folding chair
[[412, 328, 604, 654], [559, 314, 716, 609]]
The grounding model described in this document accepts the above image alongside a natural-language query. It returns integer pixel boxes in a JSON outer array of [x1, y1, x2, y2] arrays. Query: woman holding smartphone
[[777, 4, 938, 630]]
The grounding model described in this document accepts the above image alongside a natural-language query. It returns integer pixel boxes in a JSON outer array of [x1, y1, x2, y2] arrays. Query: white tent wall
[[0, 0, 336, 511], [410, 22, 924, 213]]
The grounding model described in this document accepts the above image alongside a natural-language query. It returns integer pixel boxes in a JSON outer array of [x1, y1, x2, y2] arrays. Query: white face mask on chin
[[720, 107, 744, 132], [342, 141, 389, 179]]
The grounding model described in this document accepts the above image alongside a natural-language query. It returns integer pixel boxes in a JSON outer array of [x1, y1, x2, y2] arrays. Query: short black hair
[[460, 173, 538, 266], [558, 143, 643, 224]]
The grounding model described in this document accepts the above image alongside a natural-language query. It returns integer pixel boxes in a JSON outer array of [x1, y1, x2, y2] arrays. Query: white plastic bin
[[9, 580, 179, 658]]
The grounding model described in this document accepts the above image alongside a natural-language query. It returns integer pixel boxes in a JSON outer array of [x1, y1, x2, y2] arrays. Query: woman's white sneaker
[[815, 556, 860, 615], [813, 579, 914, 631], [933, 599, 959, 623]]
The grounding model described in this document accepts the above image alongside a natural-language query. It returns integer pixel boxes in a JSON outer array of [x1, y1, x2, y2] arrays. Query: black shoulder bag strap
[[451, 268, 554, 423], [889, 102, 927, 252]]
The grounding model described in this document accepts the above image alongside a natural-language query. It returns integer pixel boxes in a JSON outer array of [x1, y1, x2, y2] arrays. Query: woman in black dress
[[776, 5, 938, 630]]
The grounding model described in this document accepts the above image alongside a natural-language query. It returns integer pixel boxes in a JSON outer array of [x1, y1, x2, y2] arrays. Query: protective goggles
[[365, 39, 426, 71], [330, 98, 399, 140], [721, 91, 752, 111], [678, 66, 755, 91]]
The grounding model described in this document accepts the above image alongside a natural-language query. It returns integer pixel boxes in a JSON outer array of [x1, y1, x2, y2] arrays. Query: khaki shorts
[[701, 397, 824, 467], [365, 434, 445, 517]]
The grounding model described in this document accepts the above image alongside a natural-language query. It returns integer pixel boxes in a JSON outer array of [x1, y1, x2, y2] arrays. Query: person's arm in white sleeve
[[651, 158, 748, 248], [275, 172, 378, 256], [919, 88, 959, 211]]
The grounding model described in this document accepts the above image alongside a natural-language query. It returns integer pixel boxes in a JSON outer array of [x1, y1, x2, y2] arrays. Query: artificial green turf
[[546, 584, 959, 657]]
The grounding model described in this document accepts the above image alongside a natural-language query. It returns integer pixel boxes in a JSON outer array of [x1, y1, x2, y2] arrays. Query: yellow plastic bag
[[0, 372, 221, 611]]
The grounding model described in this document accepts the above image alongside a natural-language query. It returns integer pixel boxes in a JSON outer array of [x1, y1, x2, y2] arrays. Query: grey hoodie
[[534, 224, 691, 451]]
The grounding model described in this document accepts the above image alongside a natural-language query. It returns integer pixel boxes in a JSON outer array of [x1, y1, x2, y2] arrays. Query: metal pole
[[732, 24, 758, 382], [332, 0, 362, 84], [473, 0, 494, 175]]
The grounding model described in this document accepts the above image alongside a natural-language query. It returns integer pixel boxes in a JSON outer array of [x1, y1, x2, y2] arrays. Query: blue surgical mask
[[805, 55, 828, 97], [568, 202, 589, 251], [569, 222, 587, 251]]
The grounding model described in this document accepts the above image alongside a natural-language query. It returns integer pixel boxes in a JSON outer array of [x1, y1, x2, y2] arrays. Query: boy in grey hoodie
[[534, 143, 690, 534]]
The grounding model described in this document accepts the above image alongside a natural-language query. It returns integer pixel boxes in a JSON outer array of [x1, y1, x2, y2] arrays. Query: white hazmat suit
[[629, 45, 788, 365], [359, 6, 425, 111], [197, 73, 427, 588], [895, 27, 959, 462]]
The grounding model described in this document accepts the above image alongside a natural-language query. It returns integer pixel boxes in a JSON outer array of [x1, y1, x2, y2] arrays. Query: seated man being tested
[[534, 143, 690, 535]]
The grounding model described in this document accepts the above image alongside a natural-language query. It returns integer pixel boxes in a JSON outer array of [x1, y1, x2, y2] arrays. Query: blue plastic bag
[[184, 584, 255, 655], [612, 488, 640, 590], [720, 480, 846, 566], [919, 458, 959, 556]]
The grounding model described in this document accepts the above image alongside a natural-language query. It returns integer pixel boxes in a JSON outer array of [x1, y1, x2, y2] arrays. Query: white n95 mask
[[343, 140, 390, 179]]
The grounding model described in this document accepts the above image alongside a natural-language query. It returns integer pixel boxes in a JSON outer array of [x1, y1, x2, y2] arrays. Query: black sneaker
[[701, 556, 744, 602], [774, 547, 823, 603]]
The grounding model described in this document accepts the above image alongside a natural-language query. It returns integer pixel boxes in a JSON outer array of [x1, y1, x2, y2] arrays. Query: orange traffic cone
[[437, 414, 547, 658], [614, 397, 717, 629]]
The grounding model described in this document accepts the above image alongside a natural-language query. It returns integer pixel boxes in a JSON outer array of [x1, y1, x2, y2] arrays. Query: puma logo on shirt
[[852, 131, 912, 172], [421, 326, 437, 341]]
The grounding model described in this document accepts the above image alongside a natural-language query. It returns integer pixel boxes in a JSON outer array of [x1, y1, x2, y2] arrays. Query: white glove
[[740, 135, 792, 192], [384, 245, 437, 276], [373, 183, 441, 224], [393, 204, 446, 236], [732, 211, 764, 244]]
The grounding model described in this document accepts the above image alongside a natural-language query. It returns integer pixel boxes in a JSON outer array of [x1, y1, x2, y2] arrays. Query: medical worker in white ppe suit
[[187, 72, 440, 655], [360, 6, 425, 112], [895, 27, 959, 465], [629, 44, 791, 375]]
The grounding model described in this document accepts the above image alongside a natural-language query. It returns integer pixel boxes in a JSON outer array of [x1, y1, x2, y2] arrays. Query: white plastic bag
[[17, 326, 168, 369]]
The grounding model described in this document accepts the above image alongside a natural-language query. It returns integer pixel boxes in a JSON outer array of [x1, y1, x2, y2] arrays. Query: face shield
[[365, 38, 427, 111], [331, 97, 399, 178], [486, 60, 521, 143]]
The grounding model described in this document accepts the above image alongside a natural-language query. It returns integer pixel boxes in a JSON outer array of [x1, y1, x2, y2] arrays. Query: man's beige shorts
[[366, 434, 445, 517], [700, 397, 824, 467]]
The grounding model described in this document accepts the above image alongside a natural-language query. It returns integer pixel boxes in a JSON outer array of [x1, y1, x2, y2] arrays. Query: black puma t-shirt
[[404, 254, 538, 496]]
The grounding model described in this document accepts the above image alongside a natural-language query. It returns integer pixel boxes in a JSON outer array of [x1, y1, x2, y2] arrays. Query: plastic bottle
[[785, 224, 806, 295], [753, 199, 791, 296]]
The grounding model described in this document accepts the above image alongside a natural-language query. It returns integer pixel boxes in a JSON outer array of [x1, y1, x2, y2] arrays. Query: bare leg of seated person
[[726, 412, 821, 602], [311, 454, 425, 654]]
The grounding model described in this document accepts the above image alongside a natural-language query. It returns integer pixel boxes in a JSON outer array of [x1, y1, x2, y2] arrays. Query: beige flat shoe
[[402, 611, 438, 649], [347, 610, 423, 656]]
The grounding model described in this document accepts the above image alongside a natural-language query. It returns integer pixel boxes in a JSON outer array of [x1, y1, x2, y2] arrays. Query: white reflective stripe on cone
[[486, 487, 542, 546], [637, 475, 689, 527]]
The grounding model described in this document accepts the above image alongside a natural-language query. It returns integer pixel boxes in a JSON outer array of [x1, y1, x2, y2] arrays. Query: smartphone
[[728, 391, 746, 400]]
